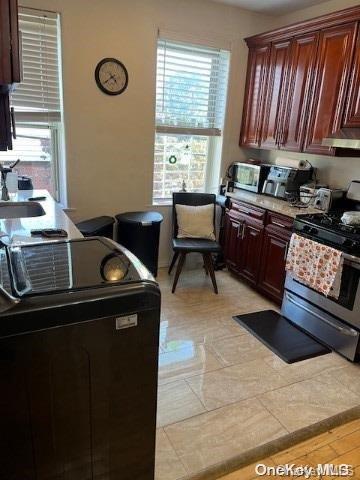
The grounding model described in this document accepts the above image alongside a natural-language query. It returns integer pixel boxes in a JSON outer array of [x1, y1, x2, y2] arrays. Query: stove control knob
[[342, 239, 356, 249], [309, 227, 318, 235], [303, 225, 311, 233]]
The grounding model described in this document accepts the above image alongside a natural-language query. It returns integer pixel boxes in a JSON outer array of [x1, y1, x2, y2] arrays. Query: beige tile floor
[[154, 266, 360, 480]]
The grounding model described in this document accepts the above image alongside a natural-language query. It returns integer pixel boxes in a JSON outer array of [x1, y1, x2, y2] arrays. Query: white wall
[[20, 0, 275, 266]]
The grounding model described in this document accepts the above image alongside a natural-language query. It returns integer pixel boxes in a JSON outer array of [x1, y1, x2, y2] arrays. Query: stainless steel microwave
[[228, 162, 271, 193]]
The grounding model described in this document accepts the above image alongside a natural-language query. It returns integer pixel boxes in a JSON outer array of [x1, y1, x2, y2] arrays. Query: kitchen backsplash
[[240, 148, 360, 190]]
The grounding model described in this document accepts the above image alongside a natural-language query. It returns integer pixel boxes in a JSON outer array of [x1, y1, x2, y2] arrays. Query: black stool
[[115, 211, 163, 277], [76, 216, 115, 239]]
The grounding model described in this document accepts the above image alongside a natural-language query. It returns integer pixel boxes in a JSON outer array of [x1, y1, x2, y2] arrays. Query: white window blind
[[11, 8, 61, 123], [156, 39, 230, 136]]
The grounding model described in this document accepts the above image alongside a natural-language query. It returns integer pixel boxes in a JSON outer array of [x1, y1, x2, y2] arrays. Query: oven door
[[284, 255, 360, 328], [281, 255, 360, 360]]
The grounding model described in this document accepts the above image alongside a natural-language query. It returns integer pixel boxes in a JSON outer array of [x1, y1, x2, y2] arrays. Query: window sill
[[150, 199, 172, 207]]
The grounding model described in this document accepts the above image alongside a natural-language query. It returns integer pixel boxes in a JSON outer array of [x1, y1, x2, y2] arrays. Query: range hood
[[322, 128, 360, 149]]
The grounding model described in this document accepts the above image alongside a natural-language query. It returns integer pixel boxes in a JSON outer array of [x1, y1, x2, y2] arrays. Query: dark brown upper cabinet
[[0, 0, 20, 88], [239, 45, 270, 148], [343, 29, 360, 127], [260, 39, 291, 150], [303, 23, 357, 155], [281, 32, 319, 152], [0, 0, 20, 150], [240, 5, 360, 156]]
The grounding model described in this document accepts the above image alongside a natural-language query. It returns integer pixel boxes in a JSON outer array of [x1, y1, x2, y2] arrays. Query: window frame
[[152, 33, 231, 203], [4, 7, 66, 204]]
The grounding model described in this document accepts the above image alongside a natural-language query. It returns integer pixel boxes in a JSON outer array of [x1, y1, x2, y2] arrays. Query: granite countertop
[[226, 190, 320, 219], [0, 189, 82, 245]]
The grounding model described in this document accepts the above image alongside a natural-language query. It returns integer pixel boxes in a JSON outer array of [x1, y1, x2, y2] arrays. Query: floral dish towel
[[285, 233, 344, 299]]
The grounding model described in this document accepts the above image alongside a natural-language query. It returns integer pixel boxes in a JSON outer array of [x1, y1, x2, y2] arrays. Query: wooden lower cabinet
[[258, 227, 291, 302], [224, 211, 264, 284], [224, 213, 242, 273], [224, 200, 293, 304], [238, 221, 264, 286]]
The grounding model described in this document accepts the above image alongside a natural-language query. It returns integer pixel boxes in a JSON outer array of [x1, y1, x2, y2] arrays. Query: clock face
[[95, 58, 128, 95]]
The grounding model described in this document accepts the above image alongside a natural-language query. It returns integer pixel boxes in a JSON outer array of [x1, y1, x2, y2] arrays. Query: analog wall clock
[[95, 58, 129, 96]]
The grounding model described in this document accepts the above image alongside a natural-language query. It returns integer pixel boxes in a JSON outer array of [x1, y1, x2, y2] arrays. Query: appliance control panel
[[115, 314, 138, 330]]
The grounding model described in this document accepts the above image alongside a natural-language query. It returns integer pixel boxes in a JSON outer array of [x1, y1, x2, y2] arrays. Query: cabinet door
[[303, 22, 357, 155], [238, 221, 263, 286], [261, 40, 291, 150], [0, 0, 12, 85], [0, 93, 12, 150], [258, 228, 290, 304], [240, 45, 270, 148], [281, 32, 319, 152], [224, 213, 242, 272], [343, 29, 360, 127], [9, 0, 20, 83]]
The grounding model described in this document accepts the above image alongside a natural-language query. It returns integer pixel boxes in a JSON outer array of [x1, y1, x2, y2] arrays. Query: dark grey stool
[[115, 211, 163, 277], [76, 216, 115, 239]]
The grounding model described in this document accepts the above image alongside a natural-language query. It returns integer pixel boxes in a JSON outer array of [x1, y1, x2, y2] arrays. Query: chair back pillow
[[175, 203, 215, 240]]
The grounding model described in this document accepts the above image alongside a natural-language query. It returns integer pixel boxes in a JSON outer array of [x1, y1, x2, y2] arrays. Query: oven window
[[336, 264, 360, 310], [294, 264, 360, 310]]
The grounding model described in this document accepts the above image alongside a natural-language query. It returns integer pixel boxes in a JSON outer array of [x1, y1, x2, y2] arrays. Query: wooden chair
[[169, 192, 221, 294]]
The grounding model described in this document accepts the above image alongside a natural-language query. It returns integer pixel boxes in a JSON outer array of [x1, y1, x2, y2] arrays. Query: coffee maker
[[262, 166, 313, 199]]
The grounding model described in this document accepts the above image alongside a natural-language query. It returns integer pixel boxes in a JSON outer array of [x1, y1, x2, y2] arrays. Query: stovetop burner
[[303, 212, 360, 234], [294, 211, 360, 254]]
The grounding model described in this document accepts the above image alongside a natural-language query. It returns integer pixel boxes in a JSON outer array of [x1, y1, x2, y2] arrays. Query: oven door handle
[[0, 285, 20, 313], [285, 292, 359, 337]]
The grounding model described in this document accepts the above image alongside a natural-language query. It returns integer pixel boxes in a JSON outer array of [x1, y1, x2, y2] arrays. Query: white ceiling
[[210, 0, 331, 15]]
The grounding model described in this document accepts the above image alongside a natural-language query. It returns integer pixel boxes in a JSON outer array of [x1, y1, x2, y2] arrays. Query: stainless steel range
[[281, 181, 360, 361]]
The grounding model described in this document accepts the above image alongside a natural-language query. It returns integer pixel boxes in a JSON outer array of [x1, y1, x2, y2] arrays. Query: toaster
[[314, 188, 346, 212]]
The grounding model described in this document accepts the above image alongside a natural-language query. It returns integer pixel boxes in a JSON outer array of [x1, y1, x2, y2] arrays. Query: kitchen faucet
[[0, 159, 20, 201]]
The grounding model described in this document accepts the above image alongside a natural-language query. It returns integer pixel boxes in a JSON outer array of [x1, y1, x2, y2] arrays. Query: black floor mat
[[233, 310, 331, 364]]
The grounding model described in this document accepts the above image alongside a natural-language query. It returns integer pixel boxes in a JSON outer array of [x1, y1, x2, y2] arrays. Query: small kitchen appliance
[[0, 237, 160, 479], [313, 187, 346, 212], [281, 180, 360, 361], [299, 184, 328, 207], [262, 165, 313, 199], [227, 162, 271, 193]]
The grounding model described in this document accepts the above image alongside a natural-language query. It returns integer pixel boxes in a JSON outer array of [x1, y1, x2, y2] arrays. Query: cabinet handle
[[285, 293, 358, 337], [10, 107, 16, 140], [272, 220, 287, 228], [237, 222, 245, 239]]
